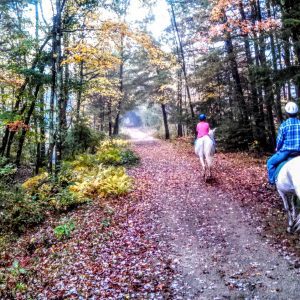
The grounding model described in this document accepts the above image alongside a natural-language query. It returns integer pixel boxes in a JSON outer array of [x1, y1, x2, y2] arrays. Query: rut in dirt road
[[131, 139, 300, 299]]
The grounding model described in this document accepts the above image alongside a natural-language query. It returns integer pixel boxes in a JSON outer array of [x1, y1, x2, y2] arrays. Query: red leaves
[[7, 121, 30, 132]]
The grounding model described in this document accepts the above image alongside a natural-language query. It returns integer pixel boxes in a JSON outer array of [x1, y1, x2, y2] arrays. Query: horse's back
[[277, 156, 300, 192], [195, 136, 213, 156]]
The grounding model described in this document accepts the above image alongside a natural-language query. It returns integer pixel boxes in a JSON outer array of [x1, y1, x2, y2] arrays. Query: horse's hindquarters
[[276, 157, 300, 233]]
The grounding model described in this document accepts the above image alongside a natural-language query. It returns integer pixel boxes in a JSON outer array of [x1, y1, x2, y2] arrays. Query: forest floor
[[3, 129, 300, 299]]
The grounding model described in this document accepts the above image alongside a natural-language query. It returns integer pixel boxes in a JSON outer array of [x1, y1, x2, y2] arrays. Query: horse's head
[[208, 128, 216, 140]]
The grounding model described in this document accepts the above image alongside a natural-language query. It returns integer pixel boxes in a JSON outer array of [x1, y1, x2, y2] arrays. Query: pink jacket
[[196, 121, 210, 138]]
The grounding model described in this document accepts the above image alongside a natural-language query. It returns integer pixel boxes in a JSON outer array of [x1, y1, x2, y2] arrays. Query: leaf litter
[[2, 138, 300, 298]]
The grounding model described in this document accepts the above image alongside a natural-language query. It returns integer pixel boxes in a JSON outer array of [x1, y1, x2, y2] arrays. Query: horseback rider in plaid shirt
[[267, 101, 300, 185]]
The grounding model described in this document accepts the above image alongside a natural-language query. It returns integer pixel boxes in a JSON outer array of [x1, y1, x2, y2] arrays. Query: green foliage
[[0, 163, 16, 178], [15, 282, 27, 292], [51, 188, 89, 211], [0, 183, 45, 233], [0, 138, 136, 239], [217, 121, 253, 151], [96, 140, 139, 166], [120, 149, 140, 165], [101, 218, 111, 228], [97, 147, 122, 165], [54, 220, 75, 240], [0, 157, 16, 181], [64, 120, 106, 159], [7, 260, 27, 277], [70, 153, 99, 170]]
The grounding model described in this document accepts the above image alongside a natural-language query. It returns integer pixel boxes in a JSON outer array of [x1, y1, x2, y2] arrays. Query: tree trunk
[[15, 80, 43, 166], [76, 61, 84, 122], [224, 29, 249, 125], [266, 0, 283, 122], [113, 32, 125, 136], [161, 103, 170, 140], [254, 0, 276, 148], [239, 1, 266, 147], [108, 98, 112, 136], [177, 69, 183, 137], [38, 91, 46, 171], [55, 0, 64, 175], [169, 2, 195, 120]]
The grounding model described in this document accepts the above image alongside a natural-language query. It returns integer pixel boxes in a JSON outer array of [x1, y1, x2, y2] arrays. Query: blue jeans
[[267, 150, 294, 184]]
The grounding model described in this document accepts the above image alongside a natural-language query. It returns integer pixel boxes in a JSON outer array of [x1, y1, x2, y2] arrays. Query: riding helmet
[[285, 101, 298, 114], [199, 114, 206, 121]]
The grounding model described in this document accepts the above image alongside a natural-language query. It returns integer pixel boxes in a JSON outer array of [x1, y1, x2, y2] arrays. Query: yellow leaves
[[133, 33, 176, 70], [62, 43, 120, 72], [155, 84, 175, 104], [65, 140, 133, 200], [85, 77, 122, 99], [0, 70, 25, 88], [22, 172, 49, 192], [98, 139, 129, 151], [68, 165, 132, 199]]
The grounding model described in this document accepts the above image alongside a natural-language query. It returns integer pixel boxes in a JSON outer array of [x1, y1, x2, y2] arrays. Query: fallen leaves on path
[[2, 138, 300, 299], [173, 138, 300, 259]]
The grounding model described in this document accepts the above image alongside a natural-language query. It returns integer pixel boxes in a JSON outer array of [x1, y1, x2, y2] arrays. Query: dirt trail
[[130, 137, 300, 299], [6, 131, 300, 299]]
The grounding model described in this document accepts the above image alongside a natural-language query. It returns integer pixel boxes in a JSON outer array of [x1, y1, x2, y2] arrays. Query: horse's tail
[[204, 136, 214, 168], [205, 150, 213, 168]]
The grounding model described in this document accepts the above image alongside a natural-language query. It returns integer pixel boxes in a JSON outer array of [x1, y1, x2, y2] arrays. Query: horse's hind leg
[[278, 190, 295, 233], [205, 157, 212, 179], [291, 193, 300, 232], [198, 155, 206, 179]]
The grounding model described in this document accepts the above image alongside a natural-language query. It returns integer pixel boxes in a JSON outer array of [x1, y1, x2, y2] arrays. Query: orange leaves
[[7, 120, 30, 132], [210, 17, 280, 37], [0, 71, 25, 88], [209, 0, 281, 38]]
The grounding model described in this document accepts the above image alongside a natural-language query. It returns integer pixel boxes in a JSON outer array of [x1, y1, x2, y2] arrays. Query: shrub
[[99, 169, 132, 197], [50, 188, 89, 211], [54, 220, 75, 240], [120, 149, 140, 166], [97, 147, 122, 165], [7, 260, 27, 277], [68, 166, 132, 199], [99, 139, 128, 151], [64, 121, 105, 159], [217, 120, 253, 151], [21, 172, 49, 192], [0, 183, 45, 233], [0, 157, 17, 182], [0, 163, 16, 178], [0, 138, 137, 236], [70, 153, 99, 170], [96, 140, 139, 166]]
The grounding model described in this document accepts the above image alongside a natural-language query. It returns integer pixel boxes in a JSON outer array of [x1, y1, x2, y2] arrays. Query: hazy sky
[[28, 0, 170, 39], [127, 0, 170, 38]]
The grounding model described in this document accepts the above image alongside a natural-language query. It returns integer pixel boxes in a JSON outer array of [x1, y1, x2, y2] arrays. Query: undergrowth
[[0, 139, 138, 237]]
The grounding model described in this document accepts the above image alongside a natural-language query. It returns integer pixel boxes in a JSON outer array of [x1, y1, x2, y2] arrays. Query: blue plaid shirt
[[277, 117, 300, 152]]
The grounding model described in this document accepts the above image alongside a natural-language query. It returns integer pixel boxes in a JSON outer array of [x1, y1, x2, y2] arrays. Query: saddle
[[275, 152, 300, 180]]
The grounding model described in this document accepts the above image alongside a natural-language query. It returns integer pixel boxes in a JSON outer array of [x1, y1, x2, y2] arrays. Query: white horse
[[276, 156, 300, 233], [194, 129, 216, 180]]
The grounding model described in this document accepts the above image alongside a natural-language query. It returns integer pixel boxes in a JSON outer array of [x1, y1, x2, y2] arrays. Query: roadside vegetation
[[0, 131, 139, 296]]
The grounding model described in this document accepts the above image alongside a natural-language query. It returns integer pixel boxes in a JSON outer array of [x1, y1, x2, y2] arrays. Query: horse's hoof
[[287, 226, 294, 234]]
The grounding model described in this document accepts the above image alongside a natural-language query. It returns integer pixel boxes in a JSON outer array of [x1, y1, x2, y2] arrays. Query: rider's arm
[[276, 125, 285, 152]]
